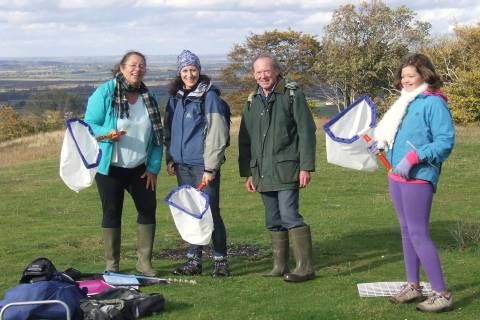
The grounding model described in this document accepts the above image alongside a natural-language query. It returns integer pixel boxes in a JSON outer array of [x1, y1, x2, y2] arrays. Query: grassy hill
[[0, 120, 479, 319]]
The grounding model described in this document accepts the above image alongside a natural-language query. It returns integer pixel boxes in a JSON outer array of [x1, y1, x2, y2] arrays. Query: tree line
[[220, 1, 480, 124]]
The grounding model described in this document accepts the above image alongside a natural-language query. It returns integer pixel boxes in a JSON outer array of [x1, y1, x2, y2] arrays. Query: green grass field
[[0, 123, 479, 319]]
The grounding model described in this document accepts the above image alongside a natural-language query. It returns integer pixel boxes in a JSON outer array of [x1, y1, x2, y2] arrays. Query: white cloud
[[1, 0, 479, 57], [58, 0, 135, 9]]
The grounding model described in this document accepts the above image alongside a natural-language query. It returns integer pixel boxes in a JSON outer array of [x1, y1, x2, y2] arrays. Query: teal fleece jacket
[[84, 79, 163, 175]]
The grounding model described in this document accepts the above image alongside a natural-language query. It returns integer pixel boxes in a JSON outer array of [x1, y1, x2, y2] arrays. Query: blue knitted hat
[[176, 50, 201, 74]]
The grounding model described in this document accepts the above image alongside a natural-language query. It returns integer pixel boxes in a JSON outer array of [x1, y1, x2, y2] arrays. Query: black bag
[[20, 257, 58, 283], [80, 287, 165, 320]]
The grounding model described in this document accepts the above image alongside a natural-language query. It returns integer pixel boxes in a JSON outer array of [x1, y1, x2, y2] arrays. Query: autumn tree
[[424, 24, 480, 123], [0, 106, 28, 142], [316, 0, 430, 109], [220, 29, 321, 115], [423, 24, 479, 86]]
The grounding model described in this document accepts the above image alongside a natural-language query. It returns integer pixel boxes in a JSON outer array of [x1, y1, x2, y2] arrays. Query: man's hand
[[299, 170, 311, 188], [245, 176, 256, 192], [141, 171, 157, 191]]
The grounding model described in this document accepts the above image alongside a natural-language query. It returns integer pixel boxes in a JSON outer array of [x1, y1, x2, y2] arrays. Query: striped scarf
[[112, 72, 163, 145]]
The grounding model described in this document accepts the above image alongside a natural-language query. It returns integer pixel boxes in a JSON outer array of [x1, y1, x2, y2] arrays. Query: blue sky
[[1, 0, 479, 57]]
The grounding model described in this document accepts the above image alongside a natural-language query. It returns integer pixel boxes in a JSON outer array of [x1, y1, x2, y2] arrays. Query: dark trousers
[[95, 164, 157, 228], [175, 164, 227, 259]]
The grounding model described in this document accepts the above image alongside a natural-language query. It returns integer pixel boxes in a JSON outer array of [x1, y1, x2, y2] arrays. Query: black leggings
[[95, 164, 157, 228]]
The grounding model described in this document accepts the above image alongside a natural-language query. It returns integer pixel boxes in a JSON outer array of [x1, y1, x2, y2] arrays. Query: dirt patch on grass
[[155, 243, 265, 260]]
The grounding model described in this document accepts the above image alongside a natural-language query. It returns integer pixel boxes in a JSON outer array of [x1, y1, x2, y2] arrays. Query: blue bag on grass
[[0, 280, 86, 320]]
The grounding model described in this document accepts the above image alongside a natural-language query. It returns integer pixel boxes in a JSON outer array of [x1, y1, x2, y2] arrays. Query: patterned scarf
[[374, 83, 428, 150], [112, 72, 163, 145]]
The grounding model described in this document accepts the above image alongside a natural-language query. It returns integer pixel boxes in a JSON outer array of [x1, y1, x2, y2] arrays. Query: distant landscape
[[0, 55, 230, 114], [0, 54, 334, 119]]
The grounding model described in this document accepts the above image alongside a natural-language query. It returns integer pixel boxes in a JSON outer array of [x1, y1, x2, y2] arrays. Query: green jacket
[[238, 78, 316, 192]]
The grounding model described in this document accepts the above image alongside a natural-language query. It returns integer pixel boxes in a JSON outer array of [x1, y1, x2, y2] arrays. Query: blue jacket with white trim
[[386, 93, 455, 191], [164, 82, 229, 173]]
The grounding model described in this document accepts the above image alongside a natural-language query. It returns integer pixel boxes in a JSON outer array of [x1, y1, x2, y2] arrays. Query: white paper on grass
[[357, 282, 432, 297], [164, 185, 214, 246], [59, 118, 101, 192], [323, 96, 378, 171]]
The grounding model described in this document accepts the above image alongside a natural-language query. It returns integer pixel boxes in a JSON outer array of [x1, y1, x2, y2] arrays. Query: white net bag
[[164, 185, 214, 245], [59, 118, 101, 192], [323, 96, 378, 171]]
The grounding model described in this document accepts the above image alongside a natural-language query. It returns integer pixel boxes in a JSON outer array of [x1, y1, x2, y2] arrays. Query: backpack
[[80, 287, 165, 320], [19, 257, 77, 285]]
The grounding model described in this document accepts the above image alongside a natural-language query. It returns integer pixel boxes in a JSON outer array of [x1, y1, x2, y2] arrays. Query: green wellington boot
[[283, 225, 315, 282], [103, 228, 121, 272], [136, 224, 157, 277], [263, 230, 289, 277]]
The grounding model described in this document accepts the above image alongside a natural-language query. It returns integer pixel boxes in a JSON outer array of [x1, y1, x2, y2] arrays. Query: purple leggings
[[389, 177, 446, 292]]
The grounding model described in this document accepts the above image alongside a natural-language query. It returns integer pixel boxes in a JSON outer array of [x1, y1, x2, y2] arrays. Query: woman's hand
[[167, 162, 176, 176], [141, 171, 157, 191], [107, 130, 121, 142], [202, 172, 215, 186]]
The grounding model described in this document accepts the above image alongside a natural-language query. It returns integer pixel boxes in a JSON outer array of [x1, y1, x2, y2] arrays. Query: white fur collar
[[374, 83, 428, 150]]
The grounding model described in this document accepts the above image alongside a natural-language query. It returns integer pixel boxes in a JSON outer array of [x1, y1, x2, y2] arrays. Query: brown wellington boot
[[103, 228, 121, 272], [283, 225, 315, 282], [263, 230, 289, 277], [136, 224, 157, 277]]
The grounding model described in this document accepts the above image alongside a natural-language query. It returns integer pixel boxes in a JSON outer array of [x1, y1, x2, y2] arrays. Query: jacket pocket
[[275, 156, 299, 184]]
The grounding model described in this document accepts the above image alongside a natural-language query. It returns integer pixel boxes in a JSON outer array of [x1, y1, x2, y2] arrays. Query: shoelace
[[399, 285, 415, 296], [426, 294, 445, 304]]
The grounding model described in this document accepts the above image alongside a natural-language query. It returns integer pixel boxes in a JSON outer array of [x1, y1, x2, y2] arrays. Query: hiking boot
[[212, 260, 230, 277], [389, 284, 423, 304], [416, 293, 453, 312], [172, 259, 202, 276]]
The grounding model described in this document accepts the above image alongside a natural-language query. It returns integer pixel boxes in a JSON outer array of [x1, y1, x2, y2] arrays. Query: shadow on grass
[[450, 281, 480, 309], [314, 220, 461, 275], [162, 300, 193, 313], [228, 220, 462, 277]]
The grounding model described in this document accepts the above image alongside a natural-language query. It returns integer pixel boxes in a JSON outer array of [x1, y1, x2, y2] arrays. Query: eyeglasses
[[254, 70, 273, 77], [123, 63, 146, 70]]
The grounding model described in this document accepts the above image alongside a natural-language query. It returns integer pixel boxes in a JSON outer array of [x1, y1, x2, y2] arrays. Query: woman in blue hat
[[164, 50, 230, 277]]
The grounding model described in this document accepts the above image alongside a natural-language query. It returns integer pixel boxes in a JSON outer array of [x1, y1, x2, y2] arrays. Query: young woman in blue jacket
[[372, 53, 454, 312], [164, 50, 230, 277], [84, 51, 163, 277]]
